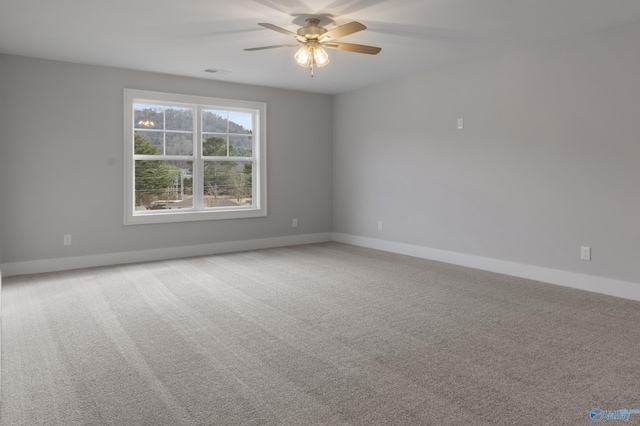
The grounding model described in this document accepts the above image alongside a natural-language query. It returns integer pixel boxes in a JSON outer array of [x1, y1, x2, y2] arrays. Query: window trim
[[124, 89, 266, 225]]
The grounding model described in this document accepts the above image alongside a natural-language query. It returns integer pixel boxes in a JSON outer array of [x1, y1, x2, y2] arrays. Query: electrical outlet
[[378, 221, 383, 231], [457, 117, 464, 129], [292, 218, 298, 228], [64, 234, 72, 246], [580, 246, 591, 261]]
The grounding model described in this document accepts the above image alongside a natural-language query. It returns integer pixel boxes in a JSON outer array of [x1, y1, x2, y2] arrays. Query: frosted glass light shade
[[294, 46, 312, 67], [313, 46, 329, 67]]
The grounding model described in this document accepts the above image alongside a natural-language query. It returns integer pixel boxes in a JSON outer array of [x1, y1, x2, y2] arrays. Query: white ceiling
[[3, 0, 640, 94]]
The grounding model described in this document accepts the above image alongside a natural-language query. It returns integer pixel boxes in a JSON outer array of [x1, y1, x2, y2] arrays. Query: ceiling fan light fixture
[[294, 44, 329, 67], [294, 43, 329, 77]]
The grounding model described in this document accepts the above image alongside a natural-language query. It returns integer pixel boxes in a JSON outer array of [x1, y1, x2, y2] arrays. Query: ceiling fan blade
[[258, 23, 298, 38], [323, 42, 381, 55], [244, 44, 298, 51], [258, 23, 307, 43], [319, 21, 366, 41]]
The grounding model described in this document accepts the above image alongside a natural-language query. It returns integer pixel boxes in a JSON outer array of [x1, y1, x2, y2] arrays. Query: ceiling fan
[[244, 18, 382, 76]]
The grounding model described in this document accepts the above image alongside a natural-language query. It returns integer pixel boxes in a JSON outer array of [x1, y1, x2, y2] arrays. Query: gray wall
[[334, 21, 640, 284], [0, 55, 333, 264]]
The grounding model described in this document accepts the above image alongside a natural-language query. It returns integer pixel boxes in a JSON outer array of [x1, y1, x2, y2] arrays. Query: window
[[124, 89, 266, 224]]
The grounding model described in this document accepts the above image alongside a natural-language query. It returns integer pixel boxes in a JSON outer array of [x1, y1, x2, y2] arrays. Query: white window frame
[[124, 89, 266, 225]]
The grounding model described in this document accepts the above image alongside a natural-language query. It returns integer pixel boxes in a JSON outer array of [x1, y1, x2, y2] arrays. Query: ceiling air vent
[[204, 68, 231, 75]]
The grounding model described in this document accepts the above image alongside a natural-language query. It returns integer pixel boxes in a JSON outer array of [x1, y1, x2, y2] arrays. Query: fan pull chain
[[309, 63, 314, 77]]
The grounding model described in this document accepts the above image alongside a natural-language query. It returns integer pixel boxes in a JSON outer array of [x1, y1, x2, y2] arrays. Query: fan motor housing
[[297, 19, 327, 39]]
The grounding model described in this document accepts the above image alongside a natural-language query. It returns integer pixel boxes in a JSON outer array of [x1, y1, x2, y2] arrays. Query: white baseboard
[[0, 233, 333, 277], [333, 233, 640, 302], [4, 232, 640, 303]]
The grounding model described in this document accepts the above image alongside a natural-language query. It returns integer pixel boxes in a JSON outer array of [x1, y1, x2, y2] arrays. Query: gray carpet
[[2, 242, 640, 425]]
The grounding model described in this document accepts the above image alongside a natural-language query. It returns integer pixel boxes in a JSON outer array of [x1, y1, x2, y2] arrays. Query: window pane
[[134, 160, 193, 210], [229, 134, 252, 157], [134, 104, 163, 129], [203, 161, 252, 208], [165, 107, 193, 131], [134, 131, 163, 155], [166, 132, 193, 155], [203, 110, 228, 132], [229, 111, 253, 134], [202, 134, 228, 156], [228, 111, 252, 133]]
